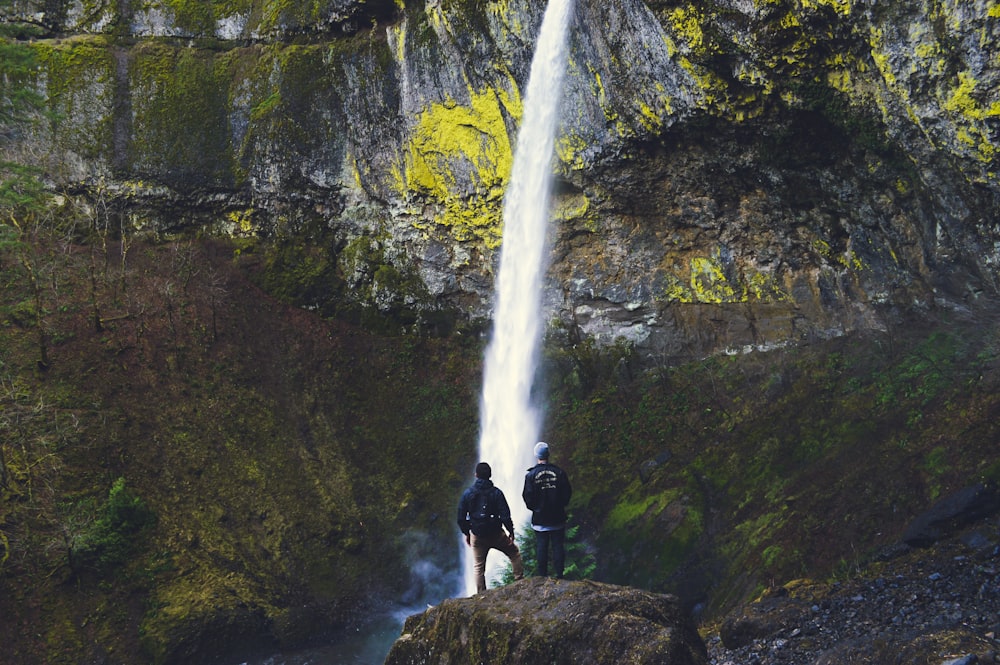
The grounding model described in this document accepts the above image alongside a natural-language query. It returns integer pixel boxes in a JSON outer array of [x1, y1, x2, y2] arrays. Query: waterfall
[[462, 0, 575, 596]]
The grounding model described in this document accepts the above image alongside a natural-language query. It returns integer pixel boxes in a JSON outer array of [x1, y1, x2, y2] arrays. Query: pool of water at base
[[233, 545, 466, 664], [234, 610, 414, 665]]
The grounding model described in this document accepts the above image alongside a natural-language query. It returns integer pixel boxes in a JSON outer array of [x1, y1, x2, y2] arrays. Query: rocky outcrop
[[708, 520, 1000, 665], [5, 0, 1000, 358], [384, 577, 707, 665], [902, 483, 1000, 547], [3, 0, 399, 39]]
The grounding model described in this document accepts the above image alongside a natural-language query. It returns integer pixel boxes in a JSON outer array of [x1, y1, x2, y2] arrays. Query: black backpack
[[469, 487, 501, 536]]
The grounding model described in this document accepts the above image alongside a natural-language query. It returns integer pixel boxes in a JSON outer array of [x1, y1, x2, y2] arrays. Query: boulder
[[384, 578, 707, 665], [639, 451, 672, 483], [902, 483, 1000, 547]]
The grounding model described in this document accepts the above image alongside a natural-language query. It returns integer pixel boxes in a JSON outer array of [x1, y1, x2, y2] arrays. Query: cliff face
[[6, 0, 999, 357]]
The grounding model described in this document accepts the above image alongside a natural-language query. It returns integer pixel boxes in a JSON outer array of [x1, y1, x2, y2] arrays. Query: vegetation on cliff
[[544, 312, 1000, 614], [2, 206, 998, 663], [0, 221, 482, 662]]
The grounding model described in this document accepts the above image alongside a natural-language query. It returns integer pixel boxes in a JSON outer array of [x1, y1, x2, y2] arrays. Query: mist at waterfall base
[[232, 531, 462, 665], [464, 0, 575, 596]]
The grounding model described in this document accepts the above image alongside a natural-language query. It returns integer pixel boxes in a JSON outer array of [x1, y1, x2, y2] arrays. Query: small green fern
[[493, 522, 596, 587]]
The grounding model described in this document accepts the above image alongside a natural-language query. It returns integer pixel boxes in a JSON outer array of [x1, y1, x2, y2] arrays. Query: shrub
[[69, 477, 156, 574], [495, 523, 596, 587]]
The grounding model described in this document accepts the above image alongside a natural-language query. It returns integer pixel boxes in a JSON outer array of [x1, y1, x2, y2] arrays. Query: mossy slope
[[0, 235, 481, 664], [547, 314, 1000, 616]]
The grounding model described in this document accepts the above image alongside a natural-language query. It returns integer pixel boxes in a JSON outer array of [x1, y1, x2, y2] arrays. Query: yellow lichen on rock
[[944, 71, 999, 163], [395, 85, 523, 248], [690, 255, 739, 303], [556, 131, 591, 171], [945, 71, 991, 120], [667, 5, 711, 57], [797, 0, 851, 15], [662, 250, 788, 304], [487, 0, 526, 39], [553, 193, 596, 232], [225, 209, 256, 235], [868, 27, 898, 89], [585, 66, 629, 136], [642, 83, 675, 131]]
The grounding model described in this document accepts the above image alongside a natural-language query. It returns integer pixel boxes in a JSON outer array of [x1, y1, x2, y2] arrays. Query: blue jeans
[[534, 528, 565, 577]]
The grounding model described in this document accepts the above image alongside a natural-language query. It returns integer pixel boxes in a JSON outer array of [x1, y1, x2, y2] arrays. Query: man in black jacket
[[522, 441, 572, 578], [457, 462, 524, 593]]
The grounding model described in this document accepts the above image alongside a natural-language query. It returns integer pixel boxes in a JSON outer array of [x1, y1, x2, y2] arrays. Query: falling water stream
[[465, 0, 575, 595], [232, 1, 574, 662]]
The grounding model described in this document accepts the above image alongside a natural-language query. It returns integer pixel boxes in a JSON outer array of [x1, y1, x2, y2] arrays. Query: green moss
[[761, 544, 784, 567], [236, 43, 321, 150], [33, 36, 113, 96], [32, 37, 116, 160], [733, 509, 789, 551], [249, 91, 281, 123], [663, 499, 704, 566], [258, 232, 337, 308], [549, 317, 1000, 615], [162, 0, 216, 34], [129, 42, 238, 184], [598, 480, 705, 588], [922, 446, 950, 477], [252, 0, 356, 33], [981, 459, 1000, 485], [606, 487, 675, 531], [44, 609, 86, 664], [0, 226, 486, 663]]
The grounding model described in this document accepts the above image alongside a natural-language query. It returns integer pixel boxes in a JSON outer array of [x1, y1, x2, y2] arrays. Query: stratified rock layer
[[385, 577, 708, 665], [4, 0, 998, 358]]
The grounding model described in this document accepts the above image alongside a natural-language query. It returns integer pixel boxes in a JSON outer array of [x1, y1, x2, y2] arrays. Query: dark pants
[[534, 528, 565, 578]]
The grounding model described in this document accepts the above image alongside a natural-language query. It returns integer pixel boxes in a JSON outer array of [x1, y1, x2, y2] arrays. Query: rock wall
[[5, 0, 1000, 358]]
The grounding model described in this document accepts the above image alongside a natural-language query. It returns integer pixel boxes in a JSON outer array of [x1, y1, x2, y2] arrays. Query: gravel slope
[[706, 520, 1000, 665]]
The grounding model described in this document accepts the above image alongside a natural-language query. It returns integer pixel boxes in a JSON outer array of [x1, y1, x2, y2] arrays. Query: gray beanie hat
[[533, 441, 550, 460]]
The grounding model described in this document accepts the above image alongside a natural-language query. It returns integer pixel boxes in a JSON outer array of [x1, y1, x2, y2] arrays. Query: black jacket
[[457, 478, 515, 536], [522, 462, 572, 528]]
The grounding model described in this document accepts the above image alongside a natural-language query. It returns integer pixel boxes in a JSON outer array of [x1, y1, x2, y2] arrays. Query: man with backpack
[[523, 441, 572, 578], [457, 461, 524, 593]]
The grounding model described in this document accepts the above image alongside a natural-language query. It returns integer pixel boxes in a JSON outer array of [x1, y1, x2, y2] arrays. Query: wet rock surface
[[7, 0, 1000, 358], [706, 520, 1000, 665], [385, 577, 707, 665]]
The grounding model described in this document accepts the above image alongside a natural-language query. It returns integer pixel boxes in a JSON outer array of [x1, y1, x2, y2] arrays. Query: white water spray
[[462, 0, 575, 596]]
